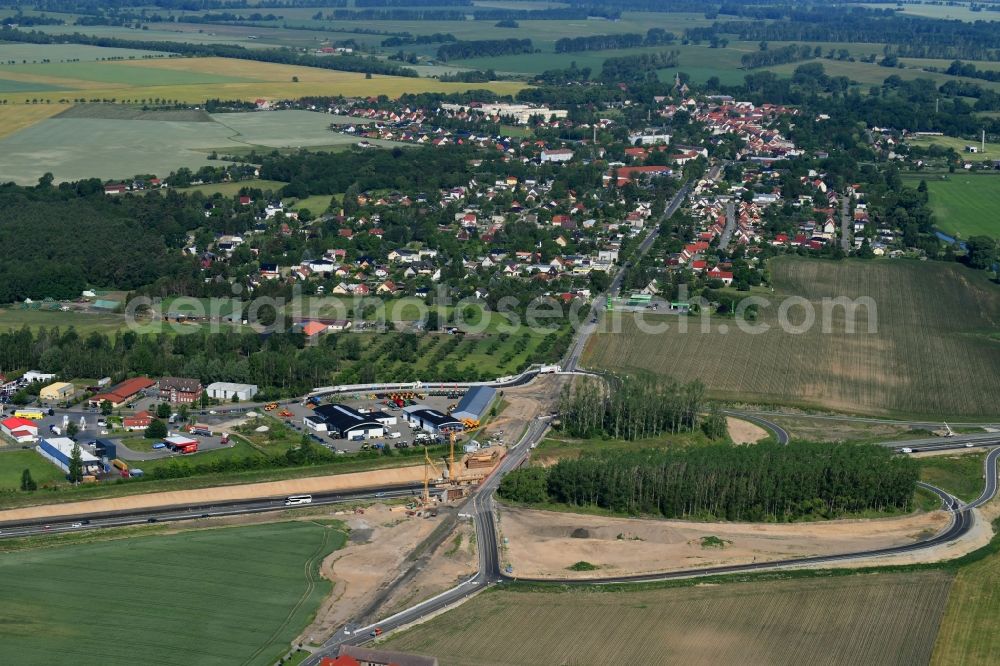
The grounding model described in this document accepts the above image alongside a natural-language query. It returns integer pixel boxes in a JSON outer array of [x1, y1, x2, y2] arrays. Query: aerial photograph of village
[[0, 0, 999, 664]]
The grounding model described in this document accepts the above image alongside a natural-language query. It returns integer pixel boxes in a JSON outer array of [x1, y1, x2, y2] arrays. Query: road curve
[[496, 450, 999, 586]]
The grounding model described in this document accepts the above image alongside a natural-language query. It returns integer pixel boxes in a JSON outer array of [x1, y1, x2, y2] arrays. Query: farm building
[[1, 417, 39, 443], [306, 404, 388, 439], [36, 437, 101, 474], [450, 386, 497, 422], [156, 377, 203, 404], [206, 382, 258, 402], [402, 406, 464, 435], [39, 381, 75, 403], [88, 376, 155, 408]]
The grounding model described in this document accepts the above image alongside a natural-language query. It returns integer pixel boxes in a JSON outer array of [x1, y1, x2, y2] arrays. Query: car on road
[[370, 627, 383, 637], [71, 522, 83, 528], [900, 447, 913, 453], [966, 443, 975, 448]]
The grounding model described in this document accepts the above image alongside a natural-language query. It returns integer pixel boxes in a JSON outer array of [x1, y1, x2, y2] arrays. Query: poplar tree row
[[557, 375, 704, 441]]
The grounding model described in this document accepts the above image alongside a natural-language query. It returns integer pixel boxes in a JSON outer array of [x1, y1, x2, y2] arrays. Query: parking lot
[[230, 392, 477, 454]]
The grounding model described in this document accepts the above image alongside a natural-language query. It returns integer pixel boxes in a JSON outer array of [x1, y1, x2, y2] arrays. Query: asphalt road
[[0, 484, 424, 537], [301, 416, 552, 665], [564, 181, 691, 372]]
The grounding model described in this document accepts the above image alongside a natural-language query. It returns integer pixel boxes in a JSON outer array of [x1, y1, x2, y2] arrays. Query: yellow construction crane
[[448, 431, 457, 482], [423, 446, 445, 506]]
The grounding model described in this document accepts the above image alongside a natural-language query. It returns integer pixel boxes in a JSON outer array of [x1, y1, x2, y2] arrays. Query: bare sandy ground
[[726, 417, 769, 444], [498, 505, 949, 579], [377, 519, 478, 618], [0, 465, 425, 523], [295, 504, 478, 646], [484, 375, 563, 446], [296, 504, 438, 645]]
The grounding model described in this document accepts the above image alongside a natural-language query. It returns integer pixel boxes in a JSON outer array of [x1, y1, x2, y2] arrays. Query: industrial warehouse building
[[450, 386, 497, 422], [305, 404, 392, 440], [402, 405, 464, 435], [36, 437, 102, 475], [206, 382, 258, 402], [39, 381, 75, 404]]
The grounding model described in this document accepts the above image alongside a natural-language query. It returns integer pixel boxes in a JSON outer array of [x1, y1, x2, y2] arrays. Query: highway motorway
[[0, 484, 424, 539]]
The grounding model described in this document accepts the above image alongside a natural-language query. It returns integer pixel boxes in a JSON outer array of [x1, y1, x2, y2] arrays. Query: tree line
[[500, 441, 919, 521], [555, 28, 675, 53], [599, 51, 680, 84], [436, 38, 533, 62], [740, 44, 815, 70]]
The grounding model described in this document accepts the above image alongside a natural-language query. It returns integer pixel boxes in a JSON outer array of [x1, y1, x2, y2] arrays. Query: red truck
[[179, 442, 198, 454]]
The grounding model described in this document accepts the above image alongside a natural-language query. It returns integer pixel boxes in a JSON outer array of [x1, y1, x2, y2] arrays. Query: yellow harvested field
[[0, 56, 526, 105], [0, 104, 66, 139]]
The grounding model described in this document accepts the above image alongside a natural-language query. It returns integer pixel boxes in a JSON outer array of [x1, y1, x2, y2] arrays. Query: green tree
[[68, 443, 83, 483], [145, 418, 167, 439], [20, 468, 37, 491], [701, 404, 729, 440], [66, 421, 79, 438], [156, 402, 171, 419], [965, 235, 998, 270], [100, 399, 113, 416]]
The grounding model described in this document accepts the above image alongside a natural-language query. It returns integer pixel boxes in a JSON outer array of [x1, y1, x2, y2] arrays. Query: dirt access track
[[499, 505, 951, 579], [0, 465, 425, 524]]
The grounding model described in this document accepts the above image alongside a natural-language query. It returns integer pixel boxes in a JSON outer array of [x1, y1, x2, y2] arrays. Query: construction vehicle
[[422, 446, 445, 506], [933, 422, 956, 437], [263, 402, 278, 411]]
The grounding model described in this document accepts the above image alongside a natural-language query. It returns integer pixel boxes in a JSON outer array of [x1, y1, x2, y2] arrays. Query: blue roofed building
[[450, 386, 497, 422]]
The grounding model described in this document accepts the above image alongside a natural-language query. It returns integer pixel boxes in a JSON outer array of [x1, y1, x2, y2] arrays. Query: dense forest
[[0, 180, 199, 303], [499, 442, 920, 521], [558, 374, 704, 440]]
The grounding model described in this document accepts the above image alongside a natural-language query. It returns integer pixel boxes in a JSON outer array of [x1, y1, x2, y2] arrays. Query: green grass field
[[0, 43, 170, 64], [932, 526, 1000, 665], [919, 452, 988, 503], [908, 135, 1000, 162], [0, 108, 399, 184], [584, 257, 1000, 419], [917, 175, 1000, 238], [387, 571, 953, 665], [0, 450, 66, 491], [0, 521, 346, 666], [0, 307, 128, 335]]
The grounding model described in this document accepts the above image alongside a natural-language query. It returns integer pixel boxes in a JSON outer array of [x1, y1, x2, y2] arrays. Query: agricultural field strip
[[386, 572, 953, 666]]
